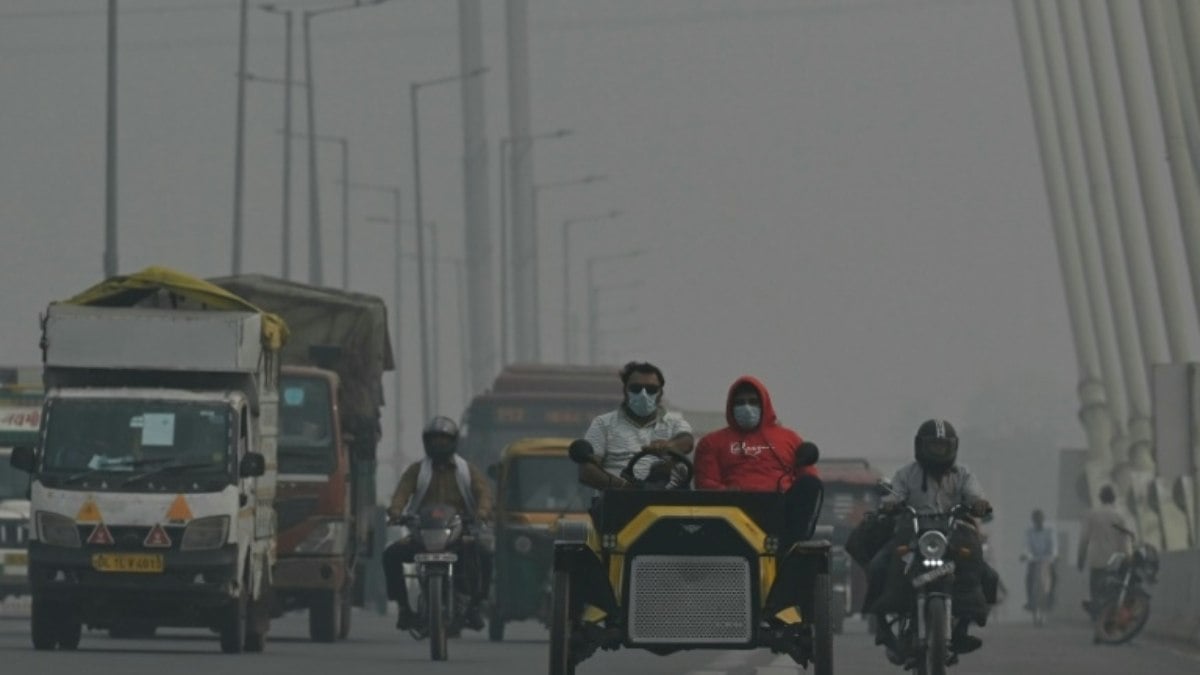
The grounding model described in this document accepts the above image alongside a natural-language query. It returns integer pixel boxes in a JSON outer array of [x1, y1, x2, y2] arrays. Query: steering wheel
[[619, 448, 694, 489]]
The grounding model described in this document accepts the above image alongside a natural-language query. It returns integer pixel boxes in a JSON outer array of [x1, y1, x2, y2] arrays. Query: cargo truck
[[209, 274, 394, 642], [10, 267, 283, 652], [0, 380, 41, 599]]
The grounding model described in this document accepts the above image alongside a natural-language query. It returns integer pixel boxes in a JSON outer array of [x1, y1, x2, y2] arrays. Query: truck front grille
[[275, 497, 320, 532], [627, 555, 752, 644], [0, 520, 27, 546]]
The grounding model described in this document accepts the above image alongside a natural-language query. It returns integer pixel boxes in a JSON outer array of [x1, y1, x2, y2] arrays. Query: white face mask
[[627, 390, 658, 417], [733, 403, 761, 430]]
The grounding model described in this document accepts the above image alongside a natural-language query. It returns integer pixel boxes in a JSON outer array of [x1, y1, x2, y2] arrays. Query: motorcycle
[[392, 504, 478, 661], [1089, 539, 1158, 645], [870, 490, 991, 675]]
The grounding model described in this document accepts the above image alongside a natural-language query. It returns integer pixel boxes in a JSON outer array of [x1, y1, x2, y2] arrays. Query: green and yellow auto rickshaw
[[488, 438, 593, 641]]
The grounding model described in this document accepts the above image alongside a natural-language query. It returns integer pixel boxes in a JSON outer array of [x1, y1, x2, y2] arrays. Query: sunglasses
[[626, 384, 661, 395]]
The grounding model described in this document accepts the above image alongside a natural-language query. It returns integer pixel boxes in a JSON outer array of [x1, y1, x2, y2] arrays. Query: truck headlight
[[295, 520, 347, 554], [419, 527, 453, 552], [181, 516, 230, 551], [37, 512, 80, 548], [918, 531, 948, 560]]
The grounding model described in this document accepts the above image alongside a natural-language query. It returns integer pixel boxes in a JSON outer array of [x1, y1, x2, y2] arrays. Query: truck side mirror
[[568, 439, 595, 464], [9, 446, 35, 473], [795, 441, 819, 467], [240, 452, 266, 478]]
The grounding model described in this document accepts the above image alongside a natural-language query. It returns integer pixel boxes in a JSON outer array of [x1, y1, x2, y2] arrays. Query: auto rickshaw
[[488, 437, 593, 641], [549, 441, 833, 675]]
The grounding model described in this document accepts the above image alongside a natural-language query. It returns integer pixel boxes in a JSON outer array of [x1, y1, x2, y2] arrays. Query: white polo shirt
[[583, 406, 693, 479]]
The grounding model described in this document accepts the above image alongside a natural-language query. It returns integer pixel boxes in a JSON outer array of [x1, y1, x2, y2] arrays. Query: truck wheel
[[31, 593, 60, 651], [309, 590, 341, 643], [831, 587, 847, 635], [244, 570, 270, 654], [811, 573, 834, 675], [548, 571, 575, 675], [338, 589, 353, 640], [57, 619, 83, 651], [219, 592, 247, 654]]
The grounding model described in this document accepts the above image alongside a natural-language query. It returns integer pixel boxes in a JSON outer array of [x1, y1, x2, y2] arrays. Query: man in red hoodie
[[695, 376, 823, 545]]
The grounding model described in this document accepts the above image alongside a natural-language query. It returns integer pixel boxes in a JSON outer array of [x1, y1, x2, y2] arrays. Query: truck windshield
[[0, 453, 27, 500], [42, 398, 232, 475], [279, 375, 335, 475], [505, 455, 593, 512]]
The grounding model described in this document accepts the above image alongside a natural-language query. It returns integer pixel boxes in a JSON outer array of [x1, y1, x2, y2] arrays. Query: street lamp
[[410, 66, 486, 419], [561, 210, 621, 362], [586, 250, 642, 365], [499, 128, 571, 366], [299, 0, 391, 286]]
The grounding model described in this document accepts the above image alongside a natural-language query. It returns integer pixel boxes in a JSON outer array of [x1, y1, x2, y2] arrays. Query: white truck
[[9, 268, 283, 653]]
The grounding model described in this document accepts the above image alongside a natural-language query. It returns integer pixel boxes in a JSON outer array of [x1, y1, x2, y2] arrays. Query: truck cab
[[274, 366, 354, 641], [0, 385, 40, 600]]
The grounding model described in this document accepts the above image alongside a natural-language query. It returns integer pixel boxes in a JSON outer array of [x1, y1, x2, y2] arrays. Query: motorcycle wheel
[[428, 572, 449, 661], [1094, 589, 1151, 645], [548, 571, 575, 675], [924, 596, 949, 675]]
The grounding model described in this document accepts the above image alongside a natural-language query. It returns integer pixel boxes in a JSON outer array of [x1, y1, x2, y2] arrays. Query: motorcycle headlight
[[917, 531, 948, 560], [180, 515, 230, 551], [419, 527, 453, 552], [37, 511, 81, 548], [294, 520, 348, 554]]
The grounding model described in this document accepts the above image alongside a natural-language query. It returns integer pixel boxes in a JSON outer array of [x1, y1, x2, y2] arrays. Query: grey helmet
[[422, 416, 459, 462]]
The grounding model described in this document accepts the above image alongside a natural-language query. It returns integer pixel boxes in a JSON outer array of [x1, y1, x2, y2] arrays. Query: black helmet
[[422, 416, 459, 462], [914, 418, 958, 472]]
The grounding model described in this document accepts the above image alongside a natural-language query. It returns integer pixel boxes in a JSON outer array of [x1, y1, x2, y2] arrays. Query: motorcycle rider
[[1077, 485, 1134, 622], [383, 416, 494, 631], [579, 361, 694, 490], [694, 375, 823, 544], [1022, 508, 1057, 612], [861, 419, 993, 661]]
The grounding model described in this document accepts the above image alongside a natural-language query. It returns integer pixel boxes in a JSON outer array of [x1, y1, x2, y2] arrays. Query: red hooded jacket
[[694, 376, 818, 491]]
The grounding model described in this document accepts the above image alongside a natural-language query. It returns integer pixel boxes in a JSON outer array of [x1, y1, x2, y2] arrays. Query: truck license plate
[[414, 552, 457, 563], [3, 552, 27, 566], [91, 553, 164, 574]]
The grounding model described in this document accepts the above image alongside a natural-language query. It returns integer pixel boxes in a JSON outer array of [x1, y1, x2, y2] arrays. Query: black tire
[[1095, 589, 1151, 645], [488, 604, 505, 642], [925, 596, 950, 675], [57, 619, 82, 651], [244, 566, 270, 653], [219, 592, 247, 654], [549, 571, 574, 675], [338, 589, 353, 640], [428, 573, 449, 661], [831, 586, 847, 635], [31, 593, 60, 651], [309, 590, 341, 643], [811, 573, 834, 675]]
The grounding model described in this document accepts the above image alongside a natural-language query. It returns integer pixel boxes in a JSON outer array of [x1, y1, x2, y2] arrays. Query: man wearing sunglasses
[[579, 361, 694, 490]]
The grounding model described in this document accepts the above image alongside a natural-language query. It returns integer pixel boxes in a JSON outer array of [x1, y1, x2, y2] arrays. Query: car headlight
[[37, 512, 80, 548], [419, 527, 453, 552], [513, 534, 532, 554], [917, 531, 948, 560], [180, 515, 230, 551], [294, 520, 347, 554]]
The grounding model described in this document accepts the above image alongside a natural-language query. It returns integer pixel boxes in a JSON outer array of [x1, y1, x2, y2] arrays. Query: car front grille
[[627, 555, 752, 644]]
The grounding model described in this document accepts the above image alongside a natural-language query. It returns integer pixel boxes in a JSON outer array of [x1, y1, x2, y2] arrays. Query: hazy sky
[[4, 0, 1136, 478]]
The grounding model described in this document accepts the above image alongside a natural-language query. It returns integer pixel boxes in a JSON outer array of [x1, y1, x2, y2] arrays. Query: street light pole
[[261, 5, 296, 279], [410, 68, 486, 419], [302, 10, 322, 285], [339, 137, 350, 288], [561, 210, 620, 362], [232, 0, 249, 275], [104, 0, 118, 278]]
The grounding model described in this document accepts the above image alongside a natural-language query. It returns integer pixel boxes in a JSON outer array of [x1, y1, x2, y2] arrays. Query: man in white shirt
[[579, 361, 694, 490], [1077, 486, 1135, 618], [1022, 509, 1057, 611]]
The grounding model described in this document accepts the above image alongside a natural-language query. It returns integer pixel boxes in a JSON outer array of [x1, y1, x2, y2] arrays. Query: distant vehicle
[[210, 275, 395, 642], [817, 457, 883, 632], [0, 382, 41, 601], [11, 267, 280, 653]]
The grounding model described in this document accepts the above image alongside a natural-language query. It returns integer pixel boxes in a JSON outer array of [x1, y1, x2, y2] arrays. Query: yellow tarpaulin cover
[[61, 266, 288, 350]]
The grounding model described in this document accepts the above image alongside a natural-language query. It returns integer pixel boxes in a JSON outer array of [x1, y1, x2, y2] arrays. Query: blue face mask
[[733, 403, 762, 430], [627, 390, 658, 418]]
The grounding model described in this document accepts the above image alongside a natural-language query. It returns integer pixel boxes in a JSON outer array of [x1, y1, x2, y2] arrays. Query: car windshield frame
[[40, 397, 234, 481]]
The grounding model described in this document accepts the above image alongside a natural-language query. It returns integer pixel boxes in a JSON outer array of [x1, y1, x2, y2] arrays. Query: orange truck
[[211, 275, 393, 642]]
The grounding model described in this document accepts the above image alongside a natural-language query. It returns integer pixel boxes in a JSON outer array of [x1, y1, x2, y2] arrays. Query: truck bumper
[[29, 542, 240, 626], [273, 554, 347, 592]]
